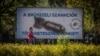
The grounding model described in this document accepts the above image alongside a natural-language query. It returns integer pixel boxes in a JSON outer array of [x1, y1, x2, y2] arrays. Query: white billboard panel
[[17, 8, 83, 39]]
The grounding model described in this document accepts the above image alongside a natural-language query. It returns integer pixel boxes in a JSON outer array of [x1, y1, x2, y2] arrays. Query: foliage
[[57, 35, 70, 45], [0, 43, 100, 56], [1, 0, 100, 43], [1, 0, 98, 33], [66, 0, 95, 32]]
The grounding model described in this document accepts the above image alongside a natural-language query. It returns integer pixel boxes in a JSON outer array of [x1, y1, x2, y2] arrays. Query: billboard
[[17, 8, 83, 39]]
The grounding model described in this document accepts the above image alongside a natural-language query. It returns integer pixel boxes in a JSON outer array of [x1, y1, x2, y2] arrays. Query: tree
[[1, 0, 99, 43]]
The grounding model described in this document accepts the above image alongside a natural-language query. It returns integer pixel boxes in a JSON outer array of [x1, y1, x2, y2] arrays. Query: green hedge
[[0, 43, 100, 56]]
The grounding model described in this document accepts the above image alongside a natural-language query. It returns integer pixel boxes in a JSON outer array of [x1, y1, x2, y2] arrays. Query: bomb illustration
[[34, 17, 65, 33]]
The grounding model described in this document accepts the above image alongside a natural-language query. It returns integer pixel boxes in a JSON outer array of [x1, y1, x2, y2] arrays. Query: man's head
[[29, 27, 33, 31]]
